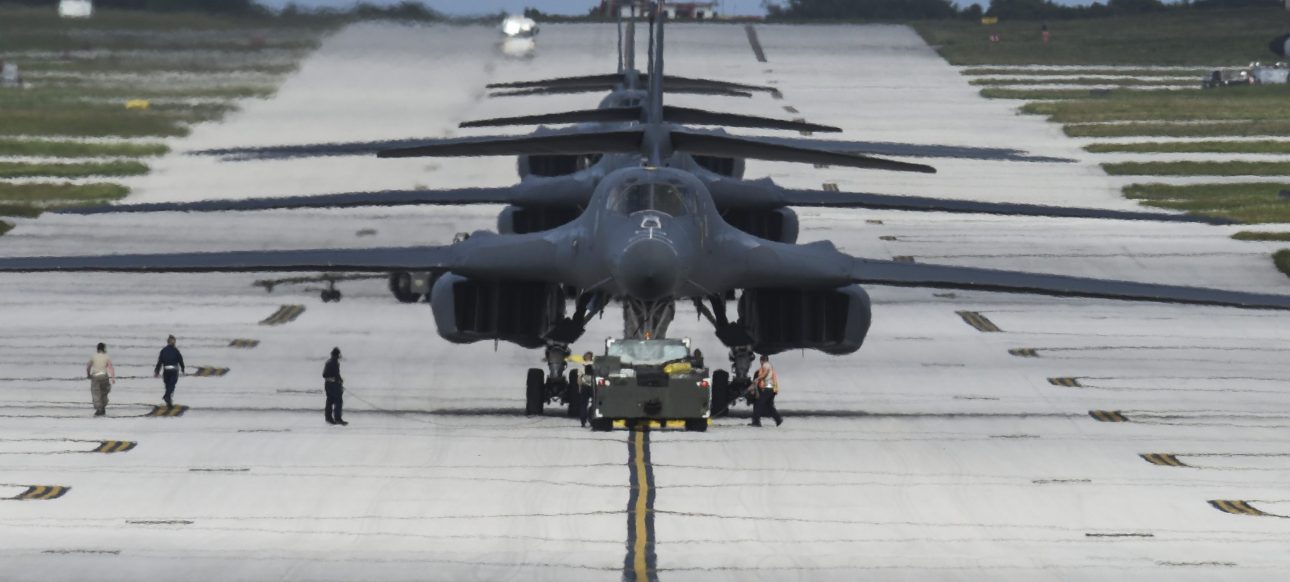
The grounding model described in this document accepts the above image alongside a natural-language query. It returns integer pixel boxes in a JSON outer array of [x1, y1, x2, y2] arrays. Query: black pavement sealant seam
[[228, 339, 260, 348], [623, 427, 658, 582]]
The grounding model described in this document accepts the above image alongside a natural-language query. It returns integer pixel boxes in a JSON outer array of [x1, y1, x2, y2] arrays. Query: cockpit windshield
[[607, 340, 689, 365], [607, 182, 693, 216]]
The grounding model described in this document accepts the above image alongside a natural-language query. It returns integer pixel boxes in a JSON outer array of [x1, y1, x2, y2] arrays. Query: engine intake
[[498, 205, 581, 234], [430, 274, 565, 349], [721, 207, 799, 244], [737, 285, 871, 355]]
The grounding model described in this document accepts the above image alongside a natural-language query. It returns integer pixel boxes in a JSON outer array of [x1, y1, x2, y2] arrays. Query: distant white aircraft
[[501, 14, 538, 38]]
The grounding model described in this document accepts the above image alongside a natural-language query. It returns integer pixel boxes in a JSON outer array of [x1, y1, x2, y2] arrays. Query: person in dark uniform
[[579, 351, 595, 427], [750, 354, 783, 427], [689, 348, 705, 370], [153, 335, 185, 407], [323, 347, 347, 426]]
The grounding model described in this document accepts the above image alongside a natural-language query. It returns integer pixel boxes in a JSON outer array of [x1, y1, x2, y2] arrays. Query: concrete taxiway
[[1, 22, 1289, 581]]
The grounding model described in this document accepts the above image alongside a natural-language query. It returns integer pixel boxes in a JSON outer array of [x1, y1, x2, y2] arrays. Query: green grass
[[0, 183, 130, 204], [21, 60, 298, 76], [1123, 182, 1290, 224], [962, 67, 1205, 77], [982, 88, 1135, 100], [0, 139, 168, 158], [1276, 250, 1290, 278], [1021, 85, 1290, 123], [913, 8, 1287, 66], [1064, 121, 1290, 138], [0, 220, 11, 236], [1086, 141, 1290, 155], [970, 77, 1190, 86], [1104, 161, 1290, 177], [0, 161, 148, 179], [0, 108, 191, 138], [0, 204, 43, 218], [1233, 231, 1290, 242]]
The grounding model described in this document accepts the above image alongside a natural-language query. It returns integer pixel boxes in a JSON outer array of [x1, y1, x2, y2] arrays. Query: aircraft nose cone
[[616, 239, 680, 301]]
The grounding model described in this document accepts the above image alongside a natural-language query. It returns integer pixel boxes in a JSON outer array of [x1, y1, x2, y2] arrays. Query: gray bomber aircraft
[[7, 14, 1290, 418], [60, 16, 1237, 311]]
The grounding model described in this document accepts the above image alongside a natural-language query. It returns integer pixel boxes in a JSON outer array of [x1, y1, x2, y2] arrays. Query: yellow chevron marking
[[191, 367, 229, 378], [15, 485, 68, 501], [1209, 500, 1268, 516], [1088, 410, 1127, 422], [822, 182, 840, 192], [228, 339, 260, 349], [1048, 377, 1082, 387], [1009, 348, 1039, 358], [957, 311, 1002, 332], [259, 305, 305, 326], [147, 405, 189, 417], [94, 440, 137, 454], [1140, 453, 1186, 467]]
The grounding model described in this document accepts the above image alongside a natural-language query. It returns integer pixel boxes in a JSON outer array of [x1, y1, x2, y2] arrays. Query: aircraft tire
[[589, 418, 612, 432], [685, 419, 708, 432], [710, 370, 730, 417], [525, 368, 545, 416], [565, 370, 580, 417], [390, 272, 420, 304]]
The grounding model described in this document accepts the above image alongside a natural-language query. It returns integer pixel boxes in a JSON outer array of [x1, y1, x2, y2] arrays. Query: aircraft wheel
[[321, 289, 342, 302], [565, 370, 581, 417], [589, 418, 612, 432], [709, 370, 730, 417], [525, 368, 544, 416], [390, 272, 420, 303], [685, 419, 708, 432]]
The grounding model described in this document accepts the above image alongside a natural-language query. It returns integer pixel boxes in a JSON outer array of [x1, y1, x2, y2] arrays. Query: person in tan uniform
[[86, 342, 115, 416], [749, 354, 782, 427]]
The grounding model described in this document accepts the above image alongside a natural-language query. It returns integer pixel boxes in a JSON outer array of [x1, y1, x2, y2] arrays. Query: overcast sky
[[256, 1, 1146, 17]]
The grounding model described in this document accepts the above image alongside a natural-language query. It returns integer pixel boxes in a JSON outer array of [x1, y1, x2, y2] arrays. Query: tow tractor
[[586, 337, 711, 432]]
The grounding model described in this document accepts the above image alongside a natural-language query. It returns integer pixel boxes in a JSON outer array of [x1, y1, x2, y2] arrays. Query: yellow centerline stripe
[[633, 429, 649, 581]]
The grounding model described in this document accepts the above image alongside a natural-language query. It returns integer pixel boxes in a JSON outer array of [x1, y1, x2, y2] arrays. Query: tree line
[[766, 0, 1283, 20]]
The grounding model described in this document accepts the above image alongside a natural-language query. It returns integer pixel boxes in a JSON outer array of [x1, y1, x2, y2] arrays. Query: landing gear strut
[[320, 279, 342, 303]]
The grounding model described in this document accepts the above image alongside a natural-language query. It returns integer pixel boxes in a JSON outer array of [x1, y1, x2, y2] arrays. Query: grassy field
[[969, 77, 1191, 86], [1086, 141, 1290, 155], [1123, 183, 1290, 224], [1233, 231, 1290, 242], [0, 183, 130, 205], [0, 8, 330, 234], [1104, 161, 1290, 177], [0, 161, 149, 179], [1064, 120, 1290, 138], [1276, 249, 1290, 278], [1021, 85, 1290, 123], [962, 67, 1206, 77], [0, 139, 167, 158], [913, 8, 1290, 66], [0, 220, 11, 236], [980, 87, 1166, 100]]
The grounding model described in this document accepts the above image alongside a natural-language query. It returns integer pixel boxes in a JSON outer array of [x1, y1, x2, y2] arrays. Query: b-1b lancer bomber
[[3, 14, 1290, 419]]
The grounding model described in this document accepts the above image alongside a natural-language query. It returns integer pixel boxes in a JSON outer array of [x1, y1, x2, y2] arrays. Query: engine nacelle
[[517, 154, 602, 178], [497, 205, 581, 234], [430, 274, 565, 349], [721, 207, 799, 244], [692, 155, 745, 179], [736, 285, 871, 355]]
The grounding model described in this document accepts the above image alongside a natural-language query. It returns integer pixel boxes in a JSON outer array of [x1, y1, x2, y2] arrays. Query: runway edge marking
[[623, 428, 658, 582]]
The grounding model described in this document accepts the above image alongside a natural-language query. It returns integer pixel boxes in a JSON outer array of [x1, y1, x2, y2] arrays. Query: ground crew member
[[749, 354, 782, 427], [323, 347, 347, 426], [86, 342, 115, 417], [579, 351, 595, 427], [690, 348, 705, 370], [153, 334, 185, 407]]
